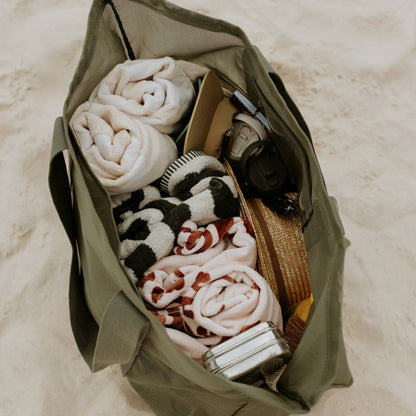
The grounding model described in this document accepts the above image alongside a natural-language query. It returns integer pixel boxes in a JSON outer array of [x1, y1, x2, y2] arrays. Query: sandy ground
[[1, 0, 415, 415]]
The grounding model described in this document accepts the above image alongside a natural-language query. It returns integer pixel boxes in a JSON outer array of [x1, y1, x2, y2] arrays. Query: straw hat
[[223, 159, 312, 312]]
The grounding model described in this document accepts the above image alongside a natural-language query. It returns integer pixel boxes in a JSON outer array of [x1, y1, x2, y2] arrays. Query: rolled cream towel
[[70, 102, 177, 195], [89, 57, 202, 134]]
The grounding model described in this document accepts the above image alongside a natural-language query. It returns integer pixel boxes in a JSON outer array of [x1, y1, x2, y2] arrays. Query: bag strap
[[103, 0, 136, 60], [49, 117, 100, 369], [49, 118, 150, 372], [268, 72, 312, 142]]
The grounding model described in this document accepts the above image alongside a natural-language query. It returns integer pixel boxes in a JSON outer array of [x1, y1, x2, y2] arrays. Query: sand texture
[[1, 0, 415, 415]]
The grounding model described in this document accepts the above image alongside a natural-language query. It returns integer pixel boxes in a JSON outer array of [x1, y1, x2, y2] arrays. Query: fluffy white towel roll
[[89, 57, 201, 134], [70, 102, 177, 195]]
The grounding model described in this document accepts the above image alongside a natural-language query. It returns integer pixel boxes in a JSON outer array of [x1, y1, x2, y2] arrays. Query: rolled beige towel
[[89, 57, 203, 134], [70, 102, 177, 195]]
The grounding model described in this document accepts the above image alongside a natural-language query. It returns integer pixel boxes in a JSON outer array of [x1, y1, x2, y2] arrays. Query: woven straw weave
[[223, 159, 311, 311]]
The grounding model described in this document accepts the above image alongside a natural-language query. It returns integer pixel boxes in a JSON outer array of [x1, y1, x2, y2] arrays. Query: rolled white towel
[[70, 102, 177, 195], [89, 57, 200, 134]]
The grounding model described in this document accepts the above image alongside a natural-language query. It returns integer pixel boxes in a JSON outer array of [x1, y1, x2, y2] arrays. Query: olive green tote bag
[[49, 0, 352, 414]]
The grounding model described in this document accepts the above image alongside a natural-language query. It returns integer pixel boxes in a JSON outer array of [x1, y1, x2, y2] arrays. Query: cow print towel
[[112, 151, 239, 284]]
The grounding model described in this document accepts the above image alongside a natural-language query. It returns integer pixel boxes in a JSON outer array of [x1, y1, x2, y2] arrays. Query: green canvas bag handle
[[49, 117, 99, 369], [49, 117, 149, 373]]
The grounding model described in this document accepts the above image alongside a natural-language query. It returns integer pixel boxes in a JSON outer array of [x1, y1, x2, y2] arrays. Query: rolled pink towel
[[142, 264, 282, 358], [139, 217, 283, 359]]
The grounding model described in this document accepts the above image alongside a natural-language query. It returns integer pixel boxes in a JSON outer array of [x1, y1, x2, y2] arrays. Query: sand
[[1, 0, 415, 415]]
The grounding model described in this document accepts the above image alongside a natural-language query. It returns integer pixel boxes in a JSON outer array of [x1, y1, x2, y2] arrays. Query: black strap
[[103, 0, 136, 60], [48, 117, 99, 369], [268, 72, 312, 142]]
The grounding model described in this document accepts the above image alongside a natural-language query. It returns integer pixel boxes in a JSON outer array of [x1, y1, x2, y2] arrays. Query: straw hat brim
[[223, 159, 312, 311]]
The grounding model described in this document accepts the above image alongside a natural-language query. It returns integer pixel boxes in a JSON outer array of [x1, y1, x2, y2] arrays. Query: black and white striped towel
[[112, 151, 239, 284]]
